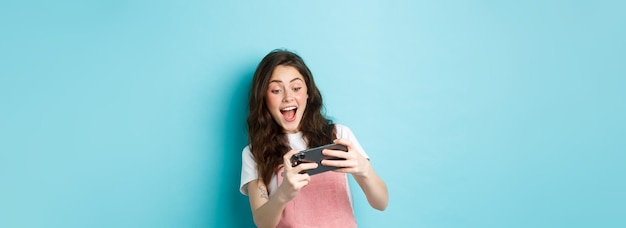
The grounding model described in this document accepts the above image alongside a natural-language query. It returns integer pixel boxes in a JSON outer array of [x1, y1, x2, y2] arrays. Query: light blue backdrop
[[1, 0, 624, 227]]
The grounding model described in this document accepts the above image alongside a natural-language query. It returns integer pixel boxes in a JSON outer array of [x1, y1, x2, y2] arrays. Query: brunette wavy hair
[[247, 49, 336, 188]]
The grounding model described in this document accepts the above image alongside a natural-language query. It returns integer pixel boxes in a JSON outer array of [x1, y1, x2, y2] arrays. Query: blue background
[[1, 0, 624, 227]]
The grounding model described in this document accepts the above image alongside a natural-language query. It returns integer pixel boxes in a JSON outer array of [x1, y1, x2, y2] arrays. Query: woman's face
[[265, 65, 308, 134]]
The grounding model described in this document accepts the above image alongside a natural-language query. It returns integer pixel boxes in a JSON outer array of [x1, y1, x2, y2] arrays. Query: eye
[[271, 89, 281, 94], [293, 87, 302, 92]]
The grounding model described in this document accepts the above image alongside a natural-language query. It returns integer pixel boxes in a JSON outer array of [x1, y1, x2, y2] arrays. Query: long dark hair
[[247, 49, 335, 188]]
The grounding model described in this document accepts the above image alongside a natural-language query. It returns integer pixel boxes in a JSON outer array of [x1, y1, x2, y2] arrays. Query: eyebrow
[[269, 78, 303, 84]]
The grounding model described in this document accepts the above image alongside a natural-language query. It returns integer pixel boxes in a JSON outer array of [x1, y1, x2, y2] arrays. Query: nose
[[283, 89, 294, 102]]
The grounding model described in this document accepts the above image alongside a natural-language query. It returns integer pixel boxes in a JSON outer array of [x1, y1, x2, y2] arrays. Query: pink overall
[[276, 166, 357, 228]]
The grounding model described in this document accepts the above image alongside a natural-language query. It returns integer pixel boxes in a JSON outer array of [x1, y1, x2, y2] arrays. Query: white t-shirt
[[239, 124, 369, 196]]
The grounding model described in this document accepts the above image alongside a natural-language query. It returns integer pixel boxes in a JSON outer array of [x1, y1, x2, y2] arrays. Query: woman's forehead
[[269, 65, 305, 84]]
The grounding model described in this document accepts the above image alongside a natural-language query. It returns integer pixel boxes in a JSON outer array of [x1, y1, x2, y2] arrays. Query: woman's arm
[[352, 161, 389, 210], [322, 138, 389, 211], [247, 179, 286, 228], [247, 150, 319, 228]]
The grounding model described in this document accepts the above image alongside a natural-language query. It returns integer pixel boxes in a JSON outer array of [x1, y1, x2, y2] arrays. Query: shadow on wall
[[212, 65, 256, 227]]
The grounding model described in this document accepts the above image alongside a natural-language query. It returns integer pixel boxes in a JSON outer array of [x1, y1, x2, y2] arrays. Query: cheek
[[299, 88, 309, 100], [265, 94, 280, 109], [302, 91, 309, 102]]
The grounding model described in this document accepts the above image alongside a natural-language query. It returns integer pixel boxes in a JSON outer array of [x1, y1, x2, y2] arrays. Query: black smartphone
[[290, 143, 348, 175]]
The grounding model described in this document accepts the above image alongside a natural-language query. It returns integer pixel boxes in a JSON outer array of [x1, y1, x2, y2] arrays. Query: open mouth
[[280, 106, 297, 122]]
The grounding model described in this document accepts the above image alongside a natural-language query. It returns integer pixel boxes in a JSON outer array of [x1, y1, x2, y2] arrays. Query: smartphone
[[290, 143, 348, 175]]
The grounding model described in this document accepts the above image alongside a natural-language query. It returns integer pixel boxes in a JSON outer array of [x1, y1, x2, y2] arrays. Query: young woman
[[240, 50, 388, 228]]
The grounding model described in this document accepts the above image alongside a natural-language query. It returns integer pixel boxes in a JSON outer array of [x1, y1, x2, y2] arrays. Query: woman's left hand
[[321, 138, 371, 177]]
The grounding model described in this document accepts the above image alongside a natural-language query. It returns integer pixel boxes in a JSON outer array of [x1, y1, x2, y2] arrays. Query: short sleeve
[[240, 146, 258, 195], [335, 124, 369, 160]]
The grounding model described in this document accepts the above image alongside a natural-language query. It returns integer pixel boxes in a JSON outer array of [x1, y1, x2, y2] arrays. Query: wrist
[[274, 185, 292, 204], [353, 162, 373, 178]]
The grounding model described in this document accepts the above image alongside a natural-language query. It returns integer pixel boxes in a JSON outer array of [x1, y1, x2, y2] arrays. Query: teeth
[[281, 106, 296, 111]]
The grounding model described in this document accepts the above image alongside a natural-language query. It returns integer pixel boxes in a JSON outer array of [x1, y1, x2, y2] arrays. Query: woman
[[240, 49, 388, 227]]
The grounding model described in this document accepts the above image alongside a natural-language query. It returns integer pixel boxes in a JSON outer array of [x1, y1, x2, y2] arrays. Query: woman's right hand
[[276, 149, 318, 203]]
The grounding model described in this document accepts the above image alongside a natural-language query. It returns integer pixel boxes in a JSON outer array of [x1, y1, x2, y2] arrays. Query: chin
[[281, 123, 300, 133]]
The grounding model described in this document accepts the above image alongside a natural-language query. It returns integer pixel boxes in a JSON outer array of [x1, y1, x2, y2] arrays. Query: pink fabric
[[276, 166, 357, 228]]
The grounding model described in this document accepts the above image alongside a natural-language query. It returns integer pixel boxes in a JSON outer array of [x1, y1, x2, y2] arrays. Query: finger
[[322, 148, 350, 159], [283, 149, 300, 160], [284, 163, 317, 180], [321, 159, 356, 168], [288, 172, 311, 184], [299, 173, 311, 182], [293, 176, 311, 190], [293, 162, 318, 172], [333, 138, 354, 150], [283, 149, 300, 167], [332, 167, 353, 173], [284, 168, 311, 183]]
